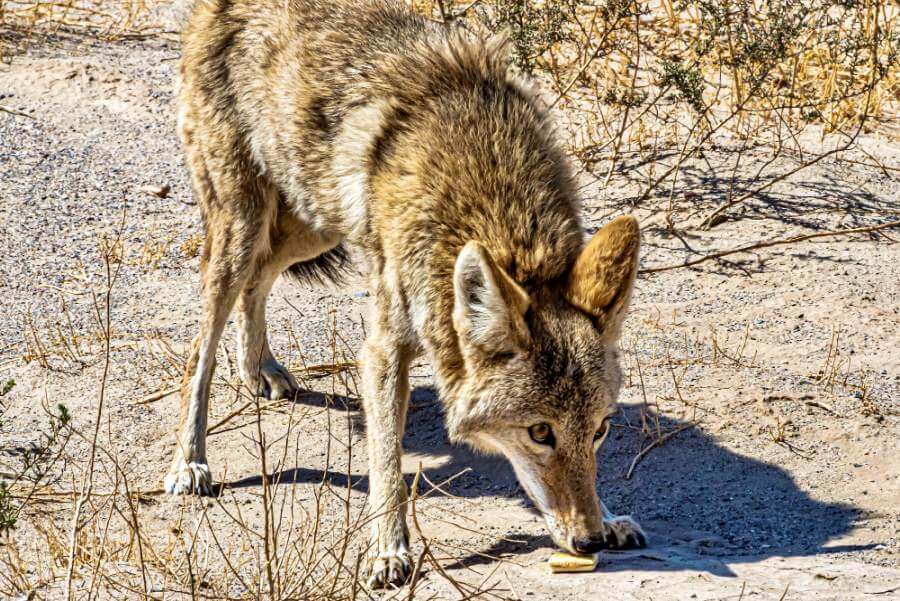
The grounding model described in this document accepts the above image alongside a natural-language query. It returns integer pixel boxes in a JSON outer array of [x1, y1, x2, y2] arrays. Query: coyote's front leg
[[601, 500, 647, 549], [361, 297, 415, 589]]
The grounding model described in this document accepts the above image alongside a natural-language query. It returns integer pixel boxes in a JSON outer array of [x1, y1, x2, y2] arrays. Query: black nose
[[572, 534, 607, 554]]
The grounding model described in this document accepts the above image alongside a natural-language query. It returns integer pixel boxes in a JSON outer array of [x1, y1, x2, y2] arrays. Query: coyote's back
[[179, 0, 436, 237]]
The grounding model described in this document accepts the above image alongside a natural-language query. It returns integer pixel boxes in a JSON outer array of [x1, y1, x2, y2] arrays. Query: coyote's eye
[[528, 423, 555, 446], [593, 418, 611, 449]]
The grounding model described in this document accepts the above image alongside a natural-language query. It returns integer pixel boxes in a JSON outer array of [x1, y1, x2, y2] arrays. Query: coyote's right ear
[[453, 241, 530, 356], [565, 216, 640, 338]]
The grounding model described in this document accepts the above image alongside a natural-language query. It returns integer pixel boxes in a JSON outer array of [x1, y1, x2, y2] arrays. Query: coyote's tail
[[284, 244, 354, 286]]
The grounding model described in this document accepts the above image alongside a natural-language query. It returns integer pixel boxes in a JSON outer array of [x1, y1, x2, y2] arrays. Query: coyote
[[167, 0, 645, 588]]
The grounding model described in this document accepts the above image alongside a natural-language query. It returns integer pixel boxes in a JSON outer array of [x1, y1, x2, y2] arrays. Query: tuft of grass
[[0, 401, 73, 535], [179, 232, 203, 259]]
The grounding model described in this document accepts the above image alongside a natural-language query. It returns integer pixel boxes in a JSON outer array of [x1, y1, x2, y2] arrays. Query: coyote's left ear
[[565, 216, 640, 338]]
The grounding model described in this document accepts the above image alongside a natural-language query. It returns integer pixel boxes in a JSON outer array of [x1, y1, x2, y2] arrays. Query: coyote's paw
[[164, 461, 213, 496], [367, 542, 413, 589], [244, 359, 300, 400], [604, 515, 647, 549]]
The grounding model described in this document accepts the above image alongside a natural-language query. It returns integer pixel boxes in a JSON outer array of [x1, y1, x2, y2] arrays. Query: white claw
[[244, 359, 300, 400], [164, 461, 213, 496], [367, 541, 413, 589]]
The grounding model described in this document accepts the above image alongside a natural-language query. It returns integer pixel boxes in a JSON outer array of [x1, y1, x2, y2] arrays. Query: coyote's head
[[449, 216, 640, 554]]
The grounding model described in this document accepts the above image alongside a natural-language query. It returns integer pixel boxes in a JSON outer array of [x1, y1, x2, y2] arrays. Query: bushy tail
[[284, 244, 354, 286]]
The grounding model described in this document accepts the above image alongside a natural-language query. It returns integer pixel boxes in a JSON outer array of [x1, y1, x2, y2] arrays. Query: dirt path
[[1, 32, 898, 600]]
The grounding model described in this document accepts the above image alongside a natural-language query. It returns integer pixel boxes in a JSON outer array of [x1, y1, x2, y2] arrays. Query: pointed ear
[[453, 241, 530, 355], [565, 216, 640, 337]]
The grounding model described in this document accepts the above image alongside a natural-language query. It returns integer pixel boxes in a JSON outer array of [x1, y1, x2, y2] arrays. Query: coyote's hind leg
[[236, 214, 338, 400], [165, 221, 262, 494], [164, 148, 272, 495], [235, 265, 298, 401]]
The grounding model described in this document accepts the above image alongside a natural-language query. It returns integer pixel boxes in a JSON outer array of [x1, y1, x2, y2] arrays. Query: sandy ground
[[1, 24, 899, 601]]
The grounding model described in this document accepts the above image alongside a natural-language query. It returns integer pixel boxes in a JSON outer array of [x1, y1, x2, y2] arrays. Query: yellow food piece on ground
[[548, 552, 599, 573]]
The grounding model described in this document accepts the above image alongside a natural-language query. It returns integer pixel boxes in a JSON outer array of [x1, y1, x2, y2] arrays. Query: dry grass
[[5, 0, 898, 245], [179, 233, 203, 260]]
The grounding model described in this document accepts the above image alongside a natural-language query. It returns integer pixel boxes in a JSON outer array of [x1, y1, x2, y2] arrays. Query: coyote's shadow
[[226, 385, 873, 575]]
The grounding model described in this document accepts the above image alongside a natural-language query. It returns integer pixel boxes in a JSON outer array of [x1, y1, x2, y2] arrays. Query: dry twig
[[640, 220, 900, 274]]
